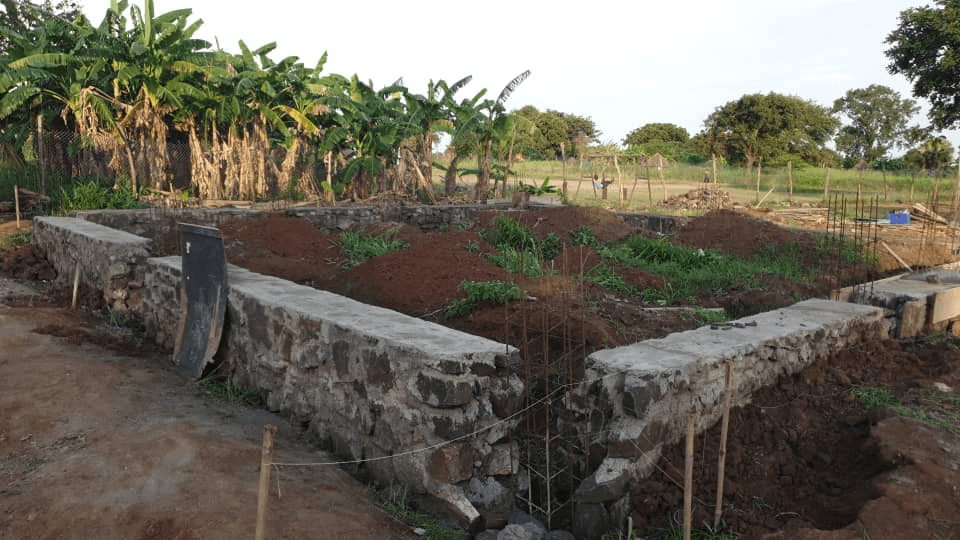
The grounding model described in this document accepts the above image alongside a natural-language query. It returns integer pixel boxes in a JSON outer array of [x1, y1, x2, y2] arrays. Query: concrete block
[[932, 287, 960, 324], [899, 299, 927, 338]]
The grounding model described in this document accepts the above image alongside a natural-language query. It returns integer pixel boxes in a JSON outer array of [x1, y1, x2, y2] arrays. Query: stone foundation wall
[[566, 299, 887, 533], [138, 255, 525, 524], [32, 217, 151, 312]]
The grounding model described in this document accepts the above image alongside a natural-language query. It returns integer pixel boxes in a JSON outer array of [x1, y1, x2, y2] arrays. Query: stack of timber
[[0, 188, 49, 213]]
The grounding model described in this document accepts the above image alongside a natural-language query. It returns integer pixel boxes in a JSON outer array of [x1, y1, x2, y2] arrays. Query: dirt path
[[0, 297, 418, 540]]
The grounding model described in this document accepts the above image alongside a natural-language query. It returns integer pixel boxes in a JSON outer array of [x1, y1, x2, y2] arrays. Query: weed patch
[[200, 374, 262, 407], [340, 227, 407, 268]]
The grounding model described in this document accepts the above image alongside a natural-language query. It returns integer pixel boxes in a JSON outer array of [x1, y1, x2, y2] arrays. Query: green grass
[[459, 159, 953, 211], [339, 227, 407, 268], [199, 374, 262, 407], [0, 229, 31, 249], [853, 385, 960, 433], [479, 214, 561, 277], [380, 486, 466, 540], [446, 280, 526, 318], [592, 235, 818, 308]]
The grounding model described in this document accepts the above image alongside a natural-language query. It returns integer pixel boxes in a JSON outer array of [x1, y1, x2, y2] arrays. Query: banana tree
[[402, 76, 471, 197], [472, 70, 530, 202], [322, 75, 409, 199]]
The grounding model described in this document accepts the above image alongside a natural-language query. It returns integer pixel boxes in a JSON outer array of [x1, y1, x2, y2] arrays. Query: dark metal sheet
[[173, 223, 227, 379]]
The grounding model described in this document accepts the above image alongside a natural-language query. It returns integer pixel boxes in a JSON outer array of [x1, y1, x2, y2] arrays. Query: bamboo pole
[[14, 185, 20, 230], [561, 142, 567, 198], [256, 424, 279, 540], [684, 413, 695, 540], [713, 362, 734, 528], [755, 160, 761, 200], [824, 167, 831, 201], [71, 260, 80, 309], [614, 154, 624, 209], [37, 115, 46, 205], [712, 154, 718, 186], [787, 160, 793, 199]]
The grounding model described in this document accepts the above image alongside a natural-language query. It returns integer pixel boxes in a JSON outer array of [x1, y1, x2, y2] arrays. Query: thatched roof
[[644, 153, 668, 169]]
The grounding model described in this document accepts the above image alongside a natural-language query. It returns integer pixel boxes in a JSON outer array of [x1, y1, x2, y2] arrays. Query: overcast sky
[[77, 0, 960, 155]]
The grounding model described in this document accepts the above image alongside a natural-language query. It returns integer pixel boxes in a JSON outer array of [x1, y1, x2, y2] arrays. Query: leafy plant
[[446, 280, 525, 318], [516, 178, 559, 195], [479, 214, 560, 276], [107, 308, 130, 328], [339, 227, 407, 268], [59, 179, 147, 212], [200, 374, 262, 407], [570, 225, 598, 248]]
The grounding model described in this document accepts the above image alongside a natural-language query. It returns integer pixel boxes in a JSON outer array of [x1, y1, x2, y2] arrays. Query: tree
[[904, 136, 954, 175], [832, 85, 919, 163], [472, 70, 529, 202], [886, 1, 960, 130], [703, 92, 838, 173], [0, 0, 80, 53], [623, 123, 689, 147]]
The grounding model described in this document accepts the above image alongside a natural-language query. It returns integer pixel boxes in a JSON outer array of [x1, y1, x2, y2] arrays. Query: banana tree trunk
[[444, 154, 460, 195], [474, 137, 493, 203]]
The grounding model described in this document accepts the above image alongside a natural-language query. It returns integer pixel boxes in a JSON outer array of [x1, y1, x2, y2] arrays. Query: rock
[[500, 511, 546, 540], [415, 371, 474, 408], [498, 523, 544, 540], [545, 531, 576, 540], [476, 530, 499, 540], [466, 476, 511, 510], [485, 442, 519, 476], [428, 444, 473, 484], [574, 457, 633, 503], [430, 483, 480, 528], [490, 374, 524, 417], [571, 502, 609, 540]]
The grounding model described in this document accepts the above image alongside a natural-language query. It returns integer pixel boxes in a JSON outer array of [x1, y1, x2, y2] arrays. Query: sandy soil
[[1, 201, 959, 539]]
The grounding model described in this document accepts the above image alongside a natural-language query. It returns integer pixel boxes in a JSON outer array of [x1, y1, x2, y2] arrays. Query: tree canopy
[[886, 0, 960, 130], [832, 84, 920, 163], [508, 105, 597, 160], [623, 123, 689, 147], [703, 92, 838, 172]]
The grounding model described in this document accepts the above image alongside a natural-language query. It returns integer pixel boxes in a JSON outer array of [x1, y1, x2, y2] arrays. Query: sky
[[76, 0, 960, 156]]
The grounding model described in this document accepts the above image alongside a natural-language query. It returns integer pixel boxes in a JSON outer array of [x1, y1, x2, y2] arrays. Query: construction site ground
[[0, 194, 959, 539]]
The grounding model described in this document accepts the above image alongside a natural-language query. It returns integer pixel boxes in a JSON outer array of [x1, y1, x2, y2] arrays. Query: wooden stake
[[13, 184, 20, 230], [659, 165, 666, 201], [881, 240, 912, 272], [256, 424, 278, 540], [754, 187, 775, 209], [787, 160, 793, 199], [684, 413, 695, 540], [824, 167, 831, 201], [71, 261, 80, 309], [713, 362, 734, 528]]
